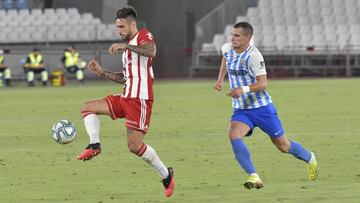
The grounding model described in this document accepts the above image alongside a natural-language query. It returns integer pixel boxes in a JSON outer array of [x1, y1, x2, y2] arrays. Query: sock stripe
[[137, 143, 147, 157]]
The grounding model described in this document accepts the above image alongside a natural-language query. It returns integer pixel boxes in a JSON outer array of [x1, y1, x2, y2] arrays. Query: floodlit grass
[[0, 79, 360, 202]]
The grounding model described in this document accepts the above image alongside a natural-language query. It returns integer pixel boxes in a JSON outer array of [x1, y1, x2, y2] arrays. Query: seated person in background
[[24, 48, 48, 86], [62, 45, 86, 84], [0, 49, 11, 87]]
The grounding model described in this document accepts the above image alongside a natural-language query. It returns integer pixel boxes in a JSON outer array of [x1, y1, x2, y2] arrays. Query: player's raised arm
[[109, 41, 156, 58], [214, 57, 227, 91], [87, 59, 125, 84]]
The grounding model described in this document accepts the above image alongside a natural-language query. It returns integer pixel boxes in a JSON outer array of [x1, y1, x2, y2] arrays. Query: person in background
[[61, 45, 86, 84], [24, 48, 48, 86], [0, 49, 11, 87]]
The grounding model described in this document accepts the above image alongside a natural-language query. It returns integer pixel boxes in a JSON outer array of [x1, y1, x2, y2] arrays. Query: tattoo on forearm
[[127, 43, 154, 57], [101, 69, 125, 84]]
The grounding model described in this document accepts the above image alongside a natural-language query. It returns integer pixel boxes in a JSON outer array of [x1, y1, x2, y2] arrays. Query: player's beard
[[119, 32, 131, 41]]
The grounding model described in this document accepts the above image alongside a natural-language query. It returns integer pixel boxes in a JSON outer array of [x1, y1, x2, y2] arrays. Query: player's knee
[[276, 143, 290, 153], [127, 141, 141, 154], [81, 101, 94, 117]]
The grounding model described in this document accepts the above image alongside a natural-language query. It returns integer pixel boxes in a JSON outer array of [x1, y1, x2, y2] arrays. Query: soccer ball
[[51, 120, 76, 144]]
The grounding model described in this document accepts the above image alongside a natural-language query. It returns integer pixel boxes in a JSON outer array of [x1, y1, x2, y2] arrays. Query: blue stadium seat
[[2, 0, 13, 10], [16, 0, 28, 10]]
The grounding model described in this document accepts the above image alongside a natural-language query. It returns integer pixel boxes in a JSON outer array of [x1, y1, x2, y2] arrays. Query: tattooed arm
[[100, 70, 125, 84], [87, 60, 125, 84], [109, 42, 156, 58]]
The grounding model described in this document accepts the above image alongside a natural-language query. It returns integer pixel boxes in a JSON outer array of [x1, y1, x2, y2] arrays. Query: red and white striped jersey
[[122, 28, 155, 100]]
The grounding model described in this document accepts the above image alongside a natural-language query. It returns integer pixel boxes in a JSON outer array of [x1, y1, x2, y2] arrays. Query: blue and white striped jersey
[[222, 43, 272, 109]]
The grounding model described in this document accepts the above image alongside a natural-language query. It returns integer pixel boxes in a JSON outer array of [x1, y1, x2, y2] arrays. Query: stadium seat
[[347, 15, 359, 25], [312, 25, 324, 35], [31, 9, 42, 16], [260, 16, 273, 25], [273, 16, 285, 25], [16, 0, 28, 10], [349, 25, 360, 34], [201, 43, 216, 52], [77, 25, 96, 41], [332, 0, 345, 7], [257, 0, 271, 9], [275, 25, 287, 35], [259, 8, 271, 18], [2, 0, 13, 10], [337, 24, 349, 35], [296, 6, 308, 16], [322, 15, 335, 25], [235, 16, 248, 23], [298, 16, 310, 25], [213, 34, 226, 53], [262, 35, 276, 49], [313, 34, 327, 49], [271, 0, 283, 8], [344, 0, 357, 6], [345, 6, 358, 15], [276, 34, 288, 51], [271, 7, 283, 17], [296, 0, 308, 9], [320, 0, 333, 7], [283, 0, 296, 8], [335, 16, 347, 24], [321, 7, 333, 16], [224, 25, 232, 42], [68, 8, 79, 16]]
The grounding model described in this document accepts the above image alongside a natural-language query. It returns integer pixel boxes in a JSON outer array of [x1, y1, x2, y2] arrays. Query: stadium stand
[[191, 0, 360, 77], [0, 7, 119, 43]]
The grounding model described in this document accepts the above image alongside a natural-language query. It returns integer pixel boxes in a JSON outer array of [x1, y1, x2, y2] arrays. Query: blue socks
[[231, 138, 255, 174], [288, 141, 311, 162]]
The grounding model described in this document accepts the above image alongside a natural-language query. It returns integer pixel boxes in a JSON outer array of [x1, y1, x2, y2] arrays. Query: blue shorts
[[230, 103, 285, 138]]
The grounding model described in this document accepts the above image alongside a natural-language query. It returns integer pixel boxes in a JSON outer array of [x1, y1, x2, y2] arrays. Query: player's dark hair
[[234, 22, 253, 37], [115, 6, 137, 21]]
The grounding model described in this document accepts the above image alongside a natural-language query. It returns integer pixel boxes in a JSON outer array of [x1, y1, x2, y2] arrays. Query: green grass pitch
[[0, 79, 360, 203]]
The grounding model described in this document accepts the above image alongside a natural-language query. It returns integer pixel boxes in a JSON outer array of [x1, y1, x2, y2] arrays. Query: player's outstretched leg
[[134, 142, 175, 197], [272, 136, 319, 180], [77, 112, 102, 161], [231, 138, 263, 189]]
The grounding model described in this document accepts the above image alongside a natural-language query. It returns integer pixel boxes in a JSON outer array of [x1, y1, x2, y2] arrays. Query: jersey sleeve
[[221, 43, 231, 56], [138, 29, 155, 45], [249, 50, 267, 76]]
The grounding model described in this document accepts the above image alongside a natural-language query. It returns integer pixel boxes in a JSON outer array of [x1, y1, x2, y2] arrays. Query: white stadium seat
[[224, 25, 232, 42], [213, 34, 226, 53], [275, 25, 287, 35], [345, 6, 358, 15], [271, 7, 283, 17], [31, 9, 42, 16], [321, 7, 333, 16], [235, 16, 248, 23], [257, 0, 271, 9], [320, 0, 333, 7], [348, 15, 360, 25], [271, 0, 283, 8], [335, 16, 348, 24], [332, 0, 345, 7], [273, 16, 285, 25], [276, 34, 288, 51], [283, 0, 296, 8], [201, 43, 215, 52]]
